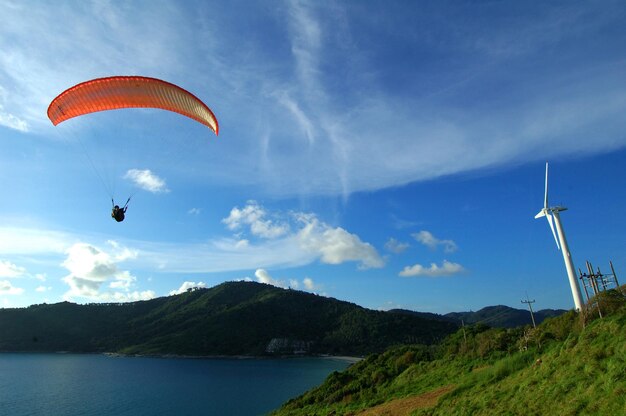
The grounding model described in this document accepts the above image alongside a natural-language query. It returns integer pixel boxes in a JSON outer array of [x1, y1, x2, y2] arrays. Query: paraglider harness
[[111, 197, 131, 222]]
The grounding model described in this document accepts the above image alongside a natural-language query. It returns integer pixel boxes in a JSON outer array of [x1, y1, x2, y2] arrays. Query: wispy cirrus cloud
[[2, 2, 625, 198]]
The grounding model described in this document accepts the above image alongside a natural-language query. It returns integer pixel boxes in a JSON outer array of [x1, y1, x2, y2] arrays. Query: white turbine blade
[[545, 213, 560, 250], [534, 209, 546, 219], [543, 162, 548, 208]]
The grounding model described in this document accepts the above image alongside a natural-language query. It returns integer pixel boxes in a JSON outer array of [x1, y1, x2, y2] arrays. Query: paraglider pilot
[[111, 198, 130, 222]]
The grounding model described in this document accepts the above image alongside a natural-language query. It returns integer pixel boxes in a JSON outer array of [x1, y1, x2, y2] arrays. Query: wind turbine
[[535, 162, 584, 311]]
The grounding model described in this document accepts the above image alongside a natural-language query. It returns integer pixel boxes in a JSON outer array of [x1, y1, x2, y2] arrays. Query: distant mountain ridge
[[444, 305, 567, 328], [389, 305, 567, 328], [0, 281, 458, 357]]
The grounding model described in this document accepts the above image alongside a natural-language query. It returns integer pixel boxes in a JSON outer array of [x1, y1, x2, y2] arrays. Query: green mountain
[[444, 305, 567, 328], [0, 281, 458, 356], [389, 305, 567, 328], [272, 288, 626, 415]]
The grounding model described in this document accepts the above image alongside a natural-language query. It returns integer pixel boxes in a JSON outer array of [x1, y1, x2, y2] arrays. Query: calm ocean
[[0, 353, 351, 415]]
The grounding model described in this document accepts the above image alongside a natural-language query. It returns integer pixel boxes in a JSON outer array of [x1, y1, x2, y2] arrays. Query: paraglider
[[47, 76, 219, 222], [47, 76, 219, 133], [111, 198, 130, 222]]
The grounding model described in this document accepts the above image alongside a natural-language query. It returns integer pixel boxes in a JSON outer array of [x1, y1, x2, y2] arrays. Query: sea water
[[0, 353, 351, 415]]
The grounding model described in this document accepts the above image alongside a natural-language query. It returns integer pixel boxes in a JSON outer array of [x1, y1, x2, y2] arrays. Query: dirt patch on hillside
[[356, 385, 454, 416]]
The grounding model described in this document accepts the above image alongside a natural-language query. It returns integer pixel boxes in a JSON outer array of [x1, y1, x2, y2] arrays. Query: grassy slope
[[273, 290, 626, 416]]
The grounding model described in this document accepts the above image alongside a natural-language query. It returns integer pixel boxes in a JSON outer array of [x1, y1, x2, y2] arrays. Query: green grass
[[272, 292, 626, 416]]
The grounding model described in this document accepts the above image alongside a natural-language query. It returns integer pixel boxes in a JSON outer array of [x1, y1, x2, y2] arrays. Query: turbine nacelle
[[535, 163, 566, 250]]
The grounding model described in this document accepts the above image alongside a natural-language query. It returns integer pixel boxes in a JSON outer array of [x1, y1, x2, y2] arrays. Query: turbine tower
[[535, 162, 584, 311]]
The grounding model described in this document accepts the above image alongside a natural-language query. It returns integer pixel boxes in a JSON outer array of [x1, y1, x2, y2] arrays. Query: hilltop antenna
[[534, 162, 584, 311]]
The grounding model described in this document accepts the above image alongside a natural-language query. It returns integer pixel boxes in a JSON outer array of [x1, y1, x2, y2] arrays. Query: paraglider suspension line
[[112, 196, 131, 210]]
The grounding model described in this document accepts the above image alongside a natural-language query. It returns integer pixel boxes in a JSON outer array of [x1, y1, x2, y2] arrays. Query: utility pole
[[610, 261, 623, 295], [461, 319, 467, 346], [521, 295, 537, 328]]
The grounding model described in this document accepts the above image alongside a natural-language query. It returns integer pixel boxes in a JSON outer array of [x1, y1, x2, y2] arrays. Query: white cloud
[[0, 226, 71, 256], [255, 269, 286, 288], [0, 110, 28, 132], [188, 208, 201, 215], [0, 280, 24, 295], [254, 269, 318, 292], [412, 231, 458, 253], [384, 238, 409, 254], [222, 201, 289, 239], [399, 260, 465, 277], [0, 2, 624, 200], [107, 240, 138, 262], [296, 214, 384, 269], [169, 281, 207, 295], [124, 169, 169, 193], [61, 242, 154, 302], [100, 290, 156, 303], [303, 277, 315, 291], [234, 239, 249, 249], [137, 204, 383, 272], [0, 260, 26, 278], [0, 86, 29, 131], [1, 202, 381, 278], [35, 286, 50, 292]]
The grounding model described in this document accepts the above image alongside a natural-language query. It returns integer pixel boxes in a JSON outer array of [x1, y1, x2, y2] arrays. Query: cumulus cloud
[[223, 201, 289, 239], [188, 208, 201, 215], [61, 242, 154, 302], [1, 201, 382, 280], [0, 280, 24, 295], [296, 213, 384, 269], [255, 268, 285, 287], [399, 260, 465, 277], [220, 202, 384, 270], [124, 169, 169, 193], [384, 238, 409, 254], [412, 231, 458, 253], [169, 281, 207, 295], [254, 269, 318, 292], [0, 260, 26, 278], [35, 285, 51, 292]]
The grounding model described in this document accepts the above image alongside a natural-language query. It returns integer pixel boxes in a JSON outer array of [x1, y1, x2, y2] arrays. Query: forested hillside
[[0, 281, 458, 356]]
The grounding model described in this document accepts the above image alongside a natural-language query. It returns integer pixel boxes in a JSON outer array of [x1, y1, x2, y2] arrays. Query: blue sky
[[1, 0, 625, 313]]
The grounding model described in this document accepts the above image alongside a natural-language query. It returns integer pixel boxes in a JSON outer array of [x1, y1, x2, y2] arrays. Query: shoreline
[[103, 351, 363, 362], [0, 350, 363, 363]]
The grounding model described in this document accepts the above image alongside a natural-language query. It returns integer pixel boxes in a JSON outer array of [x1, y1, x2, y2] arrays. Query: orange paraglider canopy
[[47, 76, 218, 135]]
